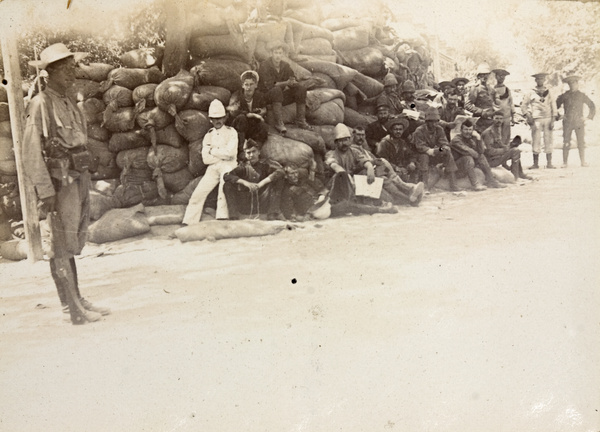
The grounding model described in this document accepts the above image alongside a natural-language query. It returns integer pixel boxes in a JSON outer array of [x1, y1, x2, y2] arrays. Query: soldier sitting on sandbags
[[222, 139, 285, 221], [450, 119, 506, 191], [227, 70, 270, 158], [258, 40, 312, 134]]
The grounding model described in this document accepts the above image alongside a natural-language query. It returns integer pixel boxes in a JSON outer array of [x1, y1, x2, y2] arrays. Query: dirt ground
[[1, 144, 599, 432]]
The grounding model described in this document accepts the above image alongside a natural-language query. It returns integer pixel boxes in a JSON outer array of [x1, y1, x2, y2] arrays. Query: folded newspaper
[[353, 175, 383, 199]]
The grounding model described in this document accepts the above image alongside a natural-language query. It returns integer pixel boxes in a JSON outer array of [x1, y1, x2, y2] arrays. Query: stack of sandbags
[[187, 0, 251, 64], [246, 19, 294, 62]]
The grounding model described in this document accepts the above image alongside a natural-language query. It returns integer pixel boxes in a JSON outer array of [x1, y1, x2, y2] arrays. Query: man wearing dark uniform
[[556, 75, 596, 167], [465, 63, 496, 134], [24, 43, 110, 325]]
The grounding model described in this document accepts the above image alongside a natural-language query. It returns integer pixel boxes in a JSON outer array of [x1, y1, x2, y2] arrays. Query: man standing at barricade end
[[257, 40, 312, 134], [482, 110, 532, 181], [413, 107, 459, 191], [492, 68, 514, 146], [556, 75, 596, 167], [183, 99, 238, 224], [465, 63, 496, 135], [521, 72, 558, 169], [23, 43, 110, 325]]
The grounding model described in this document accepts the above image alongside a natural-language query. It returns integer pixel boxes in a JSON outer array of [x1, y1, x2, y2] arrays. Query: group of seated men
[[181, 43, 535, 225]]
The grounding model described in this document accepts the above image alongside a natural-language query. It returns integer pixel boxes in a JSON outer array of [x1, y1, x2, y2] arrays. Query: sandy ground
[[1, 146, 599, 432]]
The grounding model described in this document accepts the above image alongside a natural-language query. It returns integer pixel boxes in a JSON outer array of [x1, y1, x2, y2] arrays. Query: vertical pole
[[1, 32, 44, 262], [432, 9, 442, 83]]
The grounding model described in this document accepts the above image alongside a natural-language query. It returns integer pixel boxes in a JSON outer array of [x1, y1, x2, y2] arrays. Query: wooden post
[[0, 32, 44, 262], [162, 0, 191, 78]]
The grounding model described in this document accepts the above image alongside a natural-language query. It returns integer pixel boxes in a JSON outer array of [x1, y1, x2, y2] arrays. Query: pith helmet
[[475, 62, 491, 75], [334, 123, 352, 140], [208, 99, 226, 118]]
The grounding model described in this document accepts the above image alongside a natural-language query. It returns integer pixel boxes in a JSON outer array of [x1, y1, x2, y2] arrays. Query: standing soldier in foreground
[[521, 72, 558, 169], [465, 63, 496, 134], [24, 43, 110, 325], [491, 68, 514, 146], [556, 75, 596, 167]]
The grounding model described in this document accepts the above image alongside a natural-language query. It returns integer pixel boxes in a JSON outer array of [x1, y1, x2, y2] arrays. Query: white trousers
[[531, 117, 553, 154], [182, 160, 237, 225]]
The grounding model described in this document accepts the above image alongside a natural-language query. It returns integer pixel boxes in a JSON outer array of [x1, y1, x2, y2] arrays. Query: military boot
[[530, 153, 539, 169], [546, 153, 556, 169], [579, 147, 588, 167], [295, 103, 313, 130], [467, 169, 486, 191], [562, 146, 569, 168], [517, 161, 533, 180], [272, 102, 287, 134], [448, 171, 460, 192]]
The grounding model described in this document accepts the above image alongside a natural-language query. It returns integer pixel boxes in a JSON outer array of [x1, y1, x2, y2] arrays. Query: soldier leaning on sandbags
[[23, 43, 110, 325], [257, 40, 312, 134], [556, 75, 596, 167]]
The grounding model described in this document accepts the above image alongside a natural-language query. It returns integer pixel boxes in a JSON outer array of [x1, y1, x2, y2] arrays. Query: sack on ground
[[0, 239, 28, 261], [89, 189, 121, 221], [144, 204, 186, 225], [492, 167, 516, 184], [175, 219, 287, 242], [88, 204, 150, 244]]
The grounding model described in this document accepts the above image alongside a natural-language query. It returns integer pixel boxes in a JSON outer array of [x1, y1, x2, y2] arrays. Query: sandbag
[[91, 162, 121, 181], [89, 189, 120, 221], [116, 147, 150, 170], [144, 205, 186, 225], [188, 139, 207, 177], [189, 34, 250, 63], [437, 168, 485, 191], [320, 18, 363, 32], [283, 126, 326, 155], [307, 88, 346, 108], [190, 59, 250, 93], [120, 167, 153, 184], [312, 125, 337, 150], [188, 4, 231, 37], [184, 87, 231, 111], [307, 99, 344, 126], [283, 8, 322, 26], [0, 85, 7, 103], [343, 107, 376, 129], [0, 160, 17, 176], [162, 168, 194, 193], [285, 18, 334, 42], [78, 98, 106, 124], [492, 167, 516, 184], [75, 63, 114, 82], [119, 47, 164, 69], [171, 177, 201, 205], [109, 130, 150, 152], [0, 135, 15, 162], [174, 110, 211, 142], [332, 26, 371, 52], [136, 107, 173, 131], [88, 123, 110, 142], [107, 67, 164, 90], [154, 124, 184, 148], [286, 59, 313, 81], [351, 72, 384, 98], [340, 47, 385, 76], [87, 138, 114, 166], [154, 69, 194, 117], [102, 106, 138, 132], [103, 85, 134, 110], [299, 38, 334, 56], [0, 239, 28, 261], [310, 72, 336, 90], [147, 145, 188, 174], [297, 60, 357, 90], [66, 79, 101, 102], [262, 134, 314, 168], [132, 83, 158, 109], [113, 182, 159, 208], [88, 204, 150, 244], [0, 103, 8, 122], [0, 121, 11, 138], [175, 219, 287, 242]]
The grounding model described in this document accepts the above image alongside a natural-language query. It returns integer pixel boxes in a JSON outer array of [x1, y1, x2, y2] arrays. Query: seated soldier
[[375, 73, 404, 116], [280, 164, 328, 221], [324, 123, 397, 215], [375, 117, 419, 183], [222, 139, 285, 220], [183, 100, 238, 224], [438, 91, 466, 141], [353, 125, 424, 206], [413, 107, 459, 191], [433, 81, 455, 110], [482, 110, 532, 181], [451, 119, 505, 191], [258, 40, 312, 134], [365, 101, 391, 152], [227, 70, 269, 158]]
